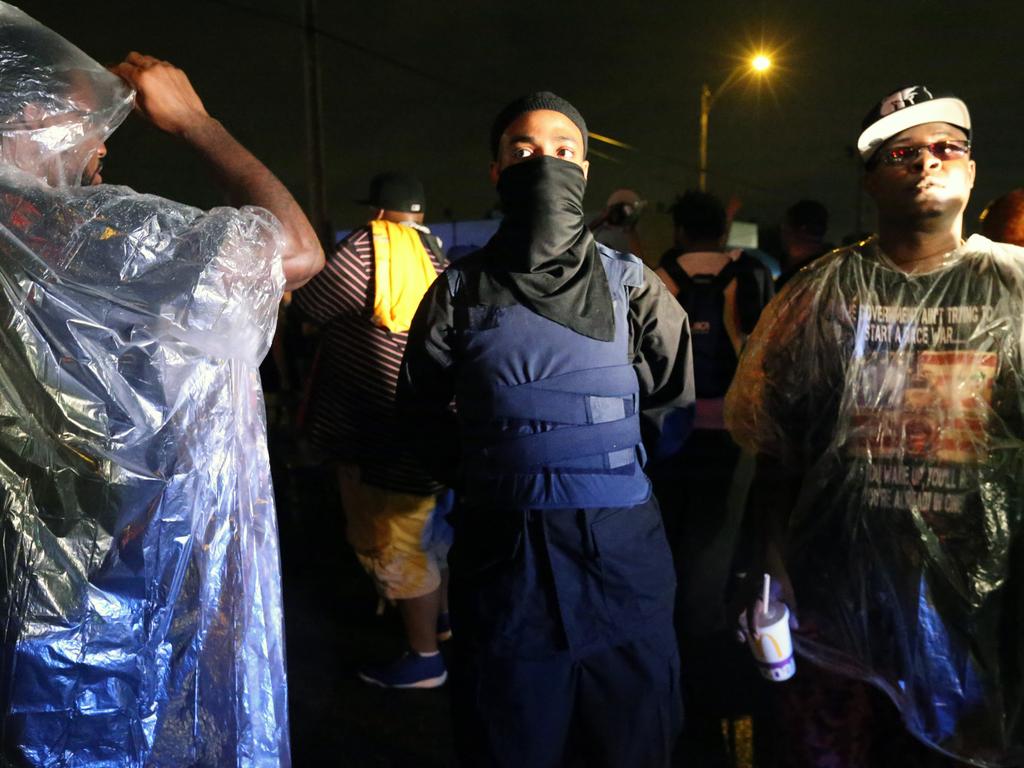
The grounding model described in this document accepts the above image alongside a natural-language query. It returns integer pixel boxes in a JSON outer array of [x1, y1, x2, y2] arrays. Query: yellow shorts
[[336, 464, 447, 601]]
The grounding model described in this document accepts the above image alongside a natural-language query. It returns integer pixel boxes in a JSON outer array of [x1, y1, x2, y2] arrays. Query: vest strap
[[459, 365, 638, 424], [472, 415, 641, 470], [515, 365, 636, 394], [463, 389, 633, 425]]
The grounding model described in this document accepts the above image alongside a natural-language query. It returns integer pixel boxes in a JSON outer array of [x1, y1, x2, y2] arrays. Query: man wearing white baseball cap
[[726, 86, 1024, 766]]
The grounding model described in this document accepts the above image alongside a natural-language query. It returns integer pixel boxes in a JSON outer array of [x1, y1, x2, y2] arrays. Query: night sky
[[15, 0, 1024, 256]]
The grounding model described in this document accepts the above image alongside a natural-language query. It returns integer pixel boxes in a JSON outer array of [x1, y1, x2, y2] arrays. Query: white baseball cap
[[857, 85, 971, 161]]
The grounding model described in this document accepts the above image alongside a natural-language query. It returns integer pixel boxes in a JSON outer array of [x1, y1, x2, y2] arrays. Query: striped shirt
[[293, 223, 445, 495]]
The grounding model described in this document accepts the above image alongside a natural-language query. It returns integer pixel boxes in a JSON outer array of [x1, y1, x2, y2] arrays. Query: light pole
[[698, 54, 772, 192]]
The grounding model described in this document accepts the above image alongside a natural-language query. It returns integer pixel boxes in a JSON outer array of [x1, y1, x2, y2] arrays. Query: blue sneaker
[[358, 651, 447, 689], [437, 612, 452, 642]]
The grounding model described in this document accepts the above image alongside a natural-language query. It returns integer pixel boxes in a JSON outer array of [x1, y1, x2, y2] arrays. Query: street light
[[698, 54, 772, 191]]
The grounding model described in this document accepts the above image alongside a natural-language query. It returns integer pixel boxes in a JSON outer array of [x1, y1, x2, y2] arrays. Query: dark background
[[16, 0, 1024, 252]]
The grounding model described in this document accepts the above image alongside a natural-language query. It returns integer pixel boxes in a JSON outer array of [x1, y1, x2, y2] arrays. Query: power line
[[201, 0, 777, 194], [204, 0, 498, 104]]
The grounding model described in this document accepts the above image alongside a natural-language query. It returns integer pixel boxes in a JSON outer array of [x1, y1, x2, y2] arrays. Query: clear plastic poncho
[[727, 234, 1024, 767], [0, 4, 290, 765]]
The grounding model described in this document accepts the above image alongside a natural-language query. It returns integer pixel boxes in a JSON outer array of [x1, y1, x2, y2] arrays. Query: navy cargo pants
[[448, 496, 682, 767]]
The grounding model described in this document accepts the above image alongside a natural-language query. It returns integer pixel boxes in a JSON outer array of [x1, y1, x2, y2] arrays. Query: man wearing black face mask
[[398, 93, 694, 767]]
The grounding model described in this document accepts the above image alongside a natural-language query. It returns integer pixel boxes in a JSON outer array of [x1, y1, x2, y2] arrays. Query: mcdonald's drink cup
[[747, 601, 796, 682]]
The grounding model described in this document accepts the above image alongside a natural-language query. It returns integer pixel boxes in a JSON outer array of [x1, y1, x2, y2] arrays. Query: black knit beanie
[[489, 91, 588, 159]]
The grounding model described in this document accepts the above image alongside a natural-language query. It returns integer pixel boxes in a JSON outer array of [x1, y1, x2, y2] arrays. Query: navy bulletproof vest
[[450, 245, 651, 509]]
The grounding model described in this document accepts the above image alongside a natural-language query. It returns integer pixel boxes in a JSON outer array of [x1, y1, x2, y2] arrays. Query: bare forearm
[[111, 54, 325, 291], [181, 117, 324, 290]]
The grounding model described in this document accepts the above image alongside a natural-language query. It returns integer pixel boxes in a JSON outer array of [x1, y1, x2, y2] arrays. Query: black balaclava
[[482, 94, 614, 342]]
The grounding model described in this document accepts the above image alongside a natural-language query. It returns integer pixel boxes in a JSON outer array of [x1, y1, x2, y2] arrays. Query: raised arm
[[111, 52, 324, 290]]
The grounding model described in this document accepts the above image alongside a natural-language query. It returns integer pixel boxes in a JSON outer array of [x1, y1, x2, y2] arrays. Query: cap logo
[[879, 86, 933, 116], [410, 203, 422, 212]]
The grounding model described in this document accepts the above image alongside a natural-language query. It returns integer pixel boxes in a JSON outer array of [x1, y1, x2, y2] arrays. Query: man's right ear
[[489, 161, 500, 186]]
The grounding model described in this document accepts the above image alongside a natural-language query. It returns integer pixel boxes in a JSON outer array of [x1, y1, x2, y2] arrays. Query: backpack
[[660, 250, 747, 399]]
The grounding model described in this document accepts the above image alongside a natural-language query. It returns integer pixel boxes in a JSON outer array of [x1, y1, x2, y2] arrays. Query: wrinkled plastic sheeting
[[0, 5, 291, 765], [727, 234, 1024, 767], [0, 169, 289, 766], [0, 3, 133, 188]]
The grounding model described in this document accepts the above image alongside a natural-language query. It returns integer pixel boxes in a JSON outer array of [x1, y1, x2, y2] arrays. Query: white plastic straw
[[762, 573, 771, 615]]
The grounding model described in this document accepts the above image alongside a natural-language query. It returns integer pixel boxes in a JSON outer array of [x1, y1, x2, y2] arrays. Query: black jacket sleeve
[[396, 273, 461, 488], [629, 264, 696, 461]]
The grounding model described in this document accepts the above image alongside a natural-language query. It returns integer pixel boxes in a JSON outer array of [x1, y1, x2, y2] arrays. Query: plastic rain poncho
[[727, 234, 1024, 767], [0, 4, 290, 766]]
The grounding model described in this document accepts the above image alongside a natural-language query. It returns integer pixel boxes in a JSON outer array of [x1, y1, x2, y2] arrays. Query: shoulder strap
[[662, 251, 740, 298], [419, 231, 447, 267], [709, 258, 742, 290], [659, 250, 693, 296]]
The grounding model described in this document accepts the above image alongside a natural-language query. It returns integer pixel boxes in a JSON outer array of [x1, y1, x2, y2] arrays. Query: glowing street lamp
[[699, 54, 772, 191]]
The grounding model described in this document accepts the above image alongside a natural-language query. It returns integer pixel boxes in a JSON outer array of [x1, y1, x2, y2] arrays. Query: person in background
[[293, 172, 451, 689], [776, 199, 832, 290], [590, 187, 646, 259], [653, 189, 774, 766], [979, 188, 1024, 247]]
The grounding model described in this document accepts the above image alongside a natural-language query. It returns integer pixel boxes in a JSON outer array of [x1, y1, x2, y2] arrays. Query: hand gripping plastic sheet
[[0, 4, 290, 766], [727, 234, 1024, 766]]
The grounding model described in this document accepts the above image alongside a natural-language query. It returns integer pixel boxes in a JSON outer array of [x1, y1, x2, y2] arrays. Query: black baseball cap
[[857, 85, 971, 162], [359, 171, 425, 213]]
